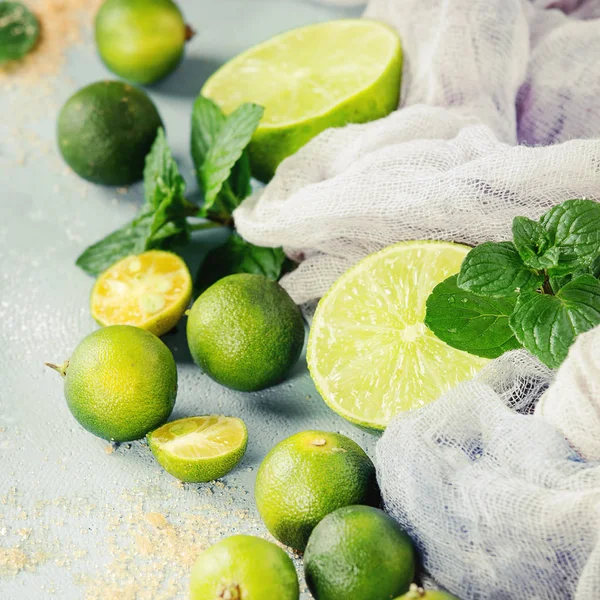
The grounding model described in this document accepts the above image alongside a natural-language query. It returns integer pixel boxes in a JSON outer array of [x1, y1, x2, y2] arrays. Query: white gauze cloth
[[377, 326, 600, 600], [234, 0, 600, 305]]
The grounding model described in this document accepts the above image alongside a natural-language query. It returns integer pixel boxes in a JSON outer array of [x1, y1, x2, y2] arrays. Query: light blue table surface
[[0, 1, 374, 598]]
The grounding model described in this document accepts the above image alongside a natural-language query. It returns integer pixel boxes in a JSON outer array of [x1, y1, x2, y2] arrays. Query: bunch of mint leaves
[[425, 199, 600, 368], [76, 96, 289, 289]]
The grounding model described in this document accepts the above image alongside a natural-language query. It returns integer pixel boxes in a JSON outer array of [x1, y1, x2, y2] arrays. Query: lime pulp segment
[[151, 416, 246, 460], [308, 241, 489, 429], [202, 19, 401, 128]]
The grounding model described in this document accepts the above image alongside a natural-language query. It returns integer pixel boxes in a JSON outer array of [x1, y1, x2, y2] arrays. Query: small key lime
[[148, 415, 247, 483], [91, 250, 192, 337], [190, 535, 299, 600], [255, 431, 379, 551], [57, 80, 162, 185], [304, 505, 416, 600], [95, 0, 190, 85], [395, 584, 461, 600], [46, 325, 177, 442], [186, 274, 305, 392]]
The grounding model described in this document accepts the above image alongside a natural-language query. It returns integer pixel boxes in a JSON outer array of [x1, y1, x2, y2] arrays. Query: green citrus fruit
[[395, 584, 461, 600], [147, 415, 247, 483], [46, 325, 177, 441], [190, 534, 299, 600], [304, 505, 416, 600], [255, 431, 379, 552], [308, 241, 489, 430], [57, 80, 162, 185], [95, 0, 189, 85], [202, 19, 402, 181], [186, 274, 305, 392], [91, 250, 192, 337]]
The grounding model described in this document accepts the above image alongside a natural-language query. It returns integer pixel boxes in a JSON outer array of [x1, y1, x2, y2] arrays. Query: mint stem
[[188, 221, 223, 232]]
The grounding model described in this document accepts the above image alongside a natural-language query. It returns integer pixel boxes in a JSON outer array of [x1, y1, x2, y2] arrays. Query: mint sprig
[[195, 232, 291, 294], [76, 97, 290, 289], [191, 96, 263, 222], [426, 199, 600, 368], [191, 95, 290, 288], [76, 128, 191, 276]]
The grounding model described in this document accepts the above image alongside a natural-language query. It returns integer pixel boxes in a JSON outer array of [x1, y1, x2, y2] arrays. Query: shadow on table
[[151, 56, 223, 99]]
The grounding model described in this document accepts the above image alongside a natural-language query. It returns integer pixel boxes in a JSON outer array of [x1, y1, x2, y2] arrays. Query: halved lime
[[91, 250, 192, 337], [307, 241, 489, 430], [147, 416, 248, 482], [202, 19, 402, 181]]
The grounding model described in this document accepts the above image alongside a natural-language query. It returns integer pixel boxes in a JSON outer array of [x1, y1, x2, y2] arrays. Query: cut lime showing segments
[[307, 241, 489, 430], [202, 19, 402, 181], [148, 416, 248, 482], [91, 250, 192, 337]]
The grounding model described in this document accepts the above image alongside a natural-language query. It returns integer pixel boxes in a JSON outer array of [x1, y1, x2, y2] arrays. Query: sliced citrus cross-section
[[147, 416, 248, 483], [91, 250, 192, 337], [307, 241, 489, 430], [202, 19, 402, 181]]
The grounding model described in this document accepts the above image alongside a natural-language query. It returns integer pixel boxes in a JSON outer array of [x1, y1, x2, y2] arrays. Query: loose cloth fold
[[376, 327, 600, 600], [234, 0, 600, 305]]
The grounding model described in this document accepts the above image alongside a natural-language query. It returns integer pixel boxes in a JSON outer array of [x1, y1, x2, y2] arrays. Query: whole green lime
[[304, 505, 416, 600], [95, 0, 189, 85], [395, 585, 461, 600], [46, 325, 177, 442], [255, 431, 379, 551], [186, 274, 305, 392], [57, 80, 162, 185], [190, 535, 299, 600]]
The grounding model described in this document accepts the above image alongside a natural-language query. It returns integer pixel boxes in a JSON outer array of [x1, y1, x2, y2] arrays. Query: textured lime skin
[[57, 80, 162, 185], [186, 274, 305, 392], [255, 431, 379, 552], [63, 325, 177, 441], [202, 21, 402, 182], [190, 535, 299, 600], [395, 589, 461, 600], [304, 505, 416, 600], [147, 417, 248, 483], [95, 0, 186, 85]]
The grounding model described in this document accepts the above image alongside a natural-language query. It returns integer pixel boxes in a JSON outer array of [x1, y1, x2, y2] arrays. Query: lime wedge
[[307, 241, 489, 430], [147, 416, 248, 482], [202, 19, 402, 181], [91, 250, 192, 337]]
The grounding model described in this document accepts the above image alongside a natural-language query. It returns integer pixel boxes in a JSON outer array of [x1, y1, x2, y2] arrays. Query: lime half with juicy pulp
[[308, 241, 489, 430], [202, 19, 402, 181], [147, 415, 248, 482], [91, 250, 192, 337]]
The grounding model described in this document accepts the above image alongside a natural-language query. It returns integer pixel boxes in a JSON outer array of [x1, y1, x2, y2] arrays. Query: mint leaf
[[0, 2, 39, 63], [457, 241, 544, 297], [540, 199, 600, 276], [509, 274, 600, 368], [75, 216, 151, 276], [199, 102, 263, 219], [512, 216, 558, 269], [195, 232, 290, 293], [191, 95, 226, 175], [144, 128, 185, 206], [228, 151, 252, 200], [76, 130, 189, 276], [424, 275, 520, 359]]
